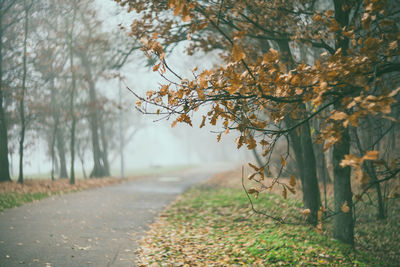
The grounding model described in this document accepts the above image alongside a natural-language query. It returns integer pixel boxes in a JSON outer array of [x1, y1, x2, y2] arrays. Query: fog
[[6, 0, 250, 178]]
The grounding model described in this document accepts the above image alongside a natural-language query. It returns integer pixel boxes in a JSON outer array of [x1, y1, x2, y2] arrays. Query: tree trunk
[[353, 126, 385, 219], [333, 127, 354, 245], [56, 129, 68, 178], [299, 116, 321, 225], [99, 114, 110, 176], [285, 114, 321, 225], [76, 50, 106, 178], [278, 39, 321, 225], [0, 8, 11, 182], [68, 2, 77, 185], [332, 0, 354, 245], [50, 78, 58, 181], [18, 0, 30, 184], [118, 79, 124, 179]]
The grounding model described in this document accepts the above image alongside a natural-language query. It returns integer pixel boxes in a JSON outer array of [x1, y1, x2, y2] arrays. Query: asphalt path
[[0, 164, 233, 267]]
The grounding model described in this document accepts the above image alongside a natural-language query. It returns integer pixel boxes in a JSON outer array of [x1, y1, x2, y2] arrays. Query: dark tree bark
[[353, 125, 385, 220], [76, 50, 107, 178], [56, 129, 68, 178], [332, 0, 354, 245], [299, 116, 321, 225], [0, 2, 11, 182], [99, 114, 110, 176], [68, 1, 77, 185], [49, 77, 58, 181], [277, 39, 321, 225], [18, 0, 31, 184], [333, 127, 354, 245]]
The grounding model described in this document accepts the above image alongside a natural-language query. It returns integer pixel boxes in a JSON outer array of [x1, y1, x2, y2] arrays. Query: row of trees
[[0, 0, 137, 184], [118, 0, 400, 245]]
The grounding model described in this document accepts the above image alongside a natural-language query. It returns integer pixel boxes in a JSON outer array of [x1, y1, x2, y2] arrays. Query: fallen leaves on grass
[[0, 178, 123, 211], [0, 178, 122, 194], [137, 187, 372, 266]]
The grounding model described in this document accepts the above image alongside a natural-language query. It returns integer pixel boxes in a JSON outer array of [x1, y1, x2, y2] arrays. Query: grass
[[0, 178, 123, 212], [0, 192, 51, 211], [138, 186, 377, 266]]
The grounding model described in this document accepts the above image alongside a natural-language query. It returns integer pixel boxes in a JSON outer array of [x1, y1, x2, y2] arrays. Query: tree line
[[0, 0, 138, 185]]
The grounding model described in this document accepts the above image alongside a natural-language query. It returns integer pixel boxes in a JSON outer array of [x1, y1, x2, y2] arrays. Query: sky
[[11, 0, 251, 178]]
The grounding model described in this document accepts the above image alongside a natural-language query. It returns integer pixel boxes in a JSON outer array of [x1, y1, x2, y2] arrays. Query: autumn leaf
[[341, 201, 350, 213], [289, 175, 296, 187], [301, 209, 311, 216], [247, 173, 257, 180], [363, 150, 379, 161], [280, 156, 286, 167], [199, 115, 206, 128], [153, 63, 161, 72], [248, 163, 259, 171], [330, 111, 347, 121], [232, 45, 246, 62], [217, 133, 222, 142], [282, 187, 287, 199], [247, 188, 258, 194]]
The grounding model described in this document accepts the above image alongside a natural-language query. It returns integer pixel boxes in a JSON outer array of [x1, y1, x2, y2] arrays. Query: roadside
[[0, 178, 122, 212], [0, 165, 194, 212]]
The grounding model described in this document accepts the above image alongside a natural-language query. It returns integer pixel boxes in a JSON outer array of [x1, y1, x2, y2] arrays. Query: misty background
[[6, 0, 250, 178]]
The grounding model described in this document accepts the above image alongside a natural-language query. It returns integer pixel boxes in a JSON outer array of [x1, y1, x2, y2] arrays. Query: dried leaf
[[232, 45, 246, 62], [282, 187, 287, 199], [363, 150, 379, 161], [289, 175, 296, 187], [280, 156, 286, 167], [341, 201, 350, 213]]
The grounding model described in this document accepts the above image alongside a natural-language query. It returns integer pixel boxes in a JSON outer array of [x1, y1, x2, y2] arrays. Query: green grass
[[0, 192, 51, 212], [138, 186, 378, 266]]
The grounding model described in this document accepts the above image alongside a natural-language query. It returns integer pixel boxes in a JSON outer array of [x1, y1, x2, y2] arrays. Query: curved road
[[0, 164, 232, 267]]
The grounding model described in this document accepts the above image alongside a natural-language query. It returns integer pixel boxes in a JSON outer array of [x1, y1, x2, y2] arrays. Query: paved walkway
[[0, 164, 232, 267]]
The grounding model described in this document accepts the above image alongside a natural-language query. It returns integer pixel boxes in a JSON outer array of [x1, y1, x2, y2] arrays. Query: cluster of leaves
[[137, 186, 375, 266], [122, 0, 400, 188]]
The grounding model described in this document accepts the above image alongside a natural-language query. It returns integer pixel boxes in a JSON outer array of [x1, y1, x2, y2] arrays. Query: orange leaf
[[363, 150, 379, 161], [289, 175, 296, 187], [232, 45, 246, 62], [248, 163, 259, 171], [282, 187, 287, 199], [330, 111, 347, 121], [247, 173, 257, 180], [248, 188, 259, 194], [341, 201, 350, 213], [301, 209, 311, 215], [199, 115, 206, 128], [152, 63, 161, 72], [280, 156, 286, 167]]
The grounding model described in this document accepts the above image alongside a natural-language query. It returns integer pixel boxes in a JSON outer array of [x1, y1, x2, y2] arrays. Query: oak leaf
[[341, 201, 350, 213], [232, 45, 246, 62]]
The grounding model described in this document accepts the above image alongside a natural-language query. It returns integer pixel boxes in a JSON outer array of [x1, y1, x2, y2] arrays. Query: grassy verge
[[0, 178, 122, 212], [0, 192, 51, 211], [138, 186, 376, 266]]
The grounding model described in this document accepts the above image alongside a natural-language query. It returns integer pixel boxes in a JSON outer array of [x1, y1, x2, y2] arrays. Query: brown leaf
[[289, 175, 296, 187], [341, 201, 350, 213], [363, 150, 379, 161], [280, 156, 286, 167], [232, 45, 246, 62]]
